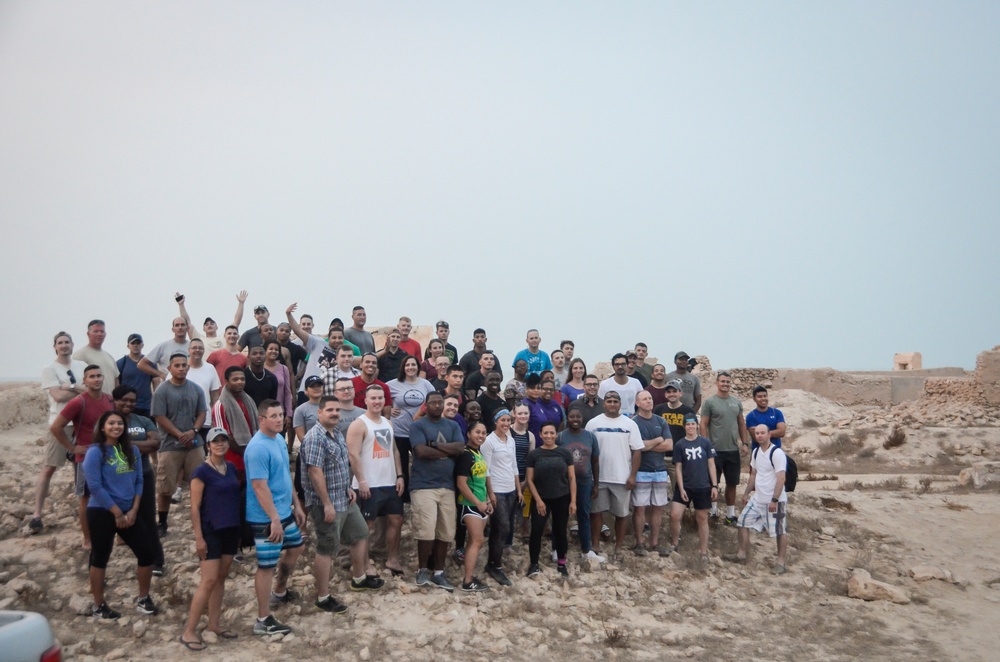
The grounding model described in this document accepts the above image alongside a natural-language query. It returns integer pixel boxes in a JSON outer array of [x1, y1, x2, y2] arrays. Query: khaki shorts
[[156, 447, 204, 495], [43, 427, 72, 468], [594, 483, 631, 518], [410, 488, 457, 542]]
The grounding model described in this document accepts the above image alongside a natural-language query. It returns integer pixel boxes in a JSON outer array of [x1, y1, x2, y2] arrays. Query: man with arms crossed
[[631, 390, 673, 556]]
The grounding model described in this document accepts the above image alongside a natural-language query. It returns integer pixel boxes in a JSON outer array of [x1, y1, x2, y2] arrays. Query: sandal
[[210, 629, 238, 639], [385, 565, 405, 577], [179, 636, 207, 651]]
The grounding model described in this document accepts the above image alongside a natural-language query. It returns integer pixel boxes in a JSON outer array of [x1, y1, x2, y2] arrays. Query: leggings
[[529, 493, 570, 565], [488, 491, 517, 569], [139, 469, 165, 566], [87, 508, 155, 569], [396, 437, 412, 504]]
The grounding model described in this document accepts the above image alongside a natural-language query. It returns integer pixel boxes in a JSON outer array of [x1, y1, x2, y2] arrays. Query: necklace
[[248, 367, 266, 381], [208, 458, 227, 475]]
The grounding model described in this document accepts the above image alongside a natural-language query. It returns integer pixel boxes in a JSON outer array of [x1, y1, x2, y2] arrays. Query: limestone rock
[[847, 569, 910, 604], [957, 462, 1000, 488], [69, 593, 93, 615], [908, 564, 956, 583]]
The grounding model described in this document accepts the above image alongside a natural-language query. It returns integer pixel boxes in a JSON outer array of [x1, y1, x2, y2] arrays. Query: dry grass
[[602, 619, 631, 648], [817, 433, 861, 458], [852, 428, 871, 444], [857, 446, 876, 459], [839, 476, 908, 491], [801, 418, 821, 429], [916, 477, 934, 494], [943, 500, 970, 511], [883, 425, 907, 449], [819, 496, 856, 511], [801, 473, 839, 482]]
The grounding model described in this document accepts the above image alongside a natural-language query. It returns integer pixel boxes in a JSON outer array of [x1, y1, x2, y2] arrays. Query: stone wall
[[975, 347, 1000, 407]]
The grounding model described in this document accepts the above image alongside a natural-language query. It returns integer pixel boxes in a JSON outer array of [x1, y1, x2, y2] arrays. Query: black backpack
[[754, 446, 797, 493]]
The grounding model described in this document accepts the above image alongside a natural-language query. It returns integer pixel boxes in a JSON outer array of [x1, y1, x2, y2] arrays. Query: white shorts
[[737, 500, 787, 538], [631, 481, 670, 507]]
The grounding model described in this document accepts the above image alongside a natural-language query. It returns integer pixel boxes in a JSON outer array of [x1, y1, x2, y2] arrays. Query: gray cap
[[206, 427, 231, 443], [665, 379, 684, 391]]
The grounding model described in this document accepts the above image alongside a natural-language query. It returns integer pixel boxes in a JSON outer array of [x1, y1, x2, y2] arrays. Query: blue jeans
[[576, 478, 594, 553]]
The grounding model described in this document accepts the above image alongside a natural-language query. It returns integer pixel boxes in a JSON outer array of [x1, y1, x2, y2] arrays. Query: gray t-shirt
[[556, 429, 600, 481], [665, 371, 701, 409], [409, 417, 464, 490], [336, 405, 366, 438], [387, 378, 435, 438], [150, 379, 206, 452], [293, 401, 320, 436], [344, 328, 375, 355], [700, 395, 744, 452], [633, 413, 670, 473], [145, 339, 190, 372]]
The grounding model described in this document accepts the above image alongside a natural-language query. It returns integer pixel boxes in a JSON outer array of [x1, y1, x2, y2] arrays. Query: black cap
[[305, 376, 324, 388], [127, 334, 143, 344], [674, 351, 690, 361]]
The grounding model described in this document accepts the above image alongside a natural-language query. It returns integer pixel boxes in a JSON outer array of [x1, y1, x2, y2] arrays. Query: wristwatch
[[771, 497, 779, 503]]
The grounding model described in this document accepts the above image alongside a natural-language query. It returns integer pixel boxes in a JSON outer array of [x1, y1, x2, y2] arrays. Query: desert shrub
[[853, 428, 871, 443], [802, 419, 820, 429], [883, 426, 906, 449]]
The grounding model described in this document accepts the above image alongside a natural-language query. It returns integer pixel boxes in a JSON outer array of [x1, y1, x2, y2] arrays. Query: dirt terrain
[[1, 383, 998, 661]]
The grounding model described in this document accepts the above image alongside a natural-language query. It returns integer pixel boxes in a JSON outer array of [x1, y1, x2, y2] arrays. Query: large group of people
[[31, 293, 791, 649]]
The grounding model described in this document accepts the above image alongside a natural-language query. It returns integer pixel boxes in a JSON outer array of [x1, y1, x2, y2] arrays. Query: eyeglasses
[[584, 382, 598, 388], [612, 363, 627, 368], [335, 387, 353, 392]]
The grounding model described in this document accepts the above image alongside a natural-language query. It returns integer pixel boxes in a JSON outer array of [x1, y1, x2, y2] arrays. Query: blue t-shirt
[[633, 413, 670, 473], [244, 431, 293, 523], [192, 461, 241, 530], [117, 355, 154, 411], [409, 417, 464, 491], [746, 407, 785, 450], [83, 443, 143, 513], [512, 348, 553, 377]]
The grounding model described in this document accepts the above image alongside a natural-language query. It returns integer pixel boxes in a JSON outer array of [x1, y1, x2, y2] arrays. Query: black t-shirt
[[377, 349, 408, 384], [458, 350, 503, 382], [654, 403, 695, 442], [464, 371, 486, 398], [568, 398, 605, 426], [243, 367, 278, 406], [629, 371, 649, 389], [282, 341, 308, 375], [526, 446, 574, 500], [477, 393, 506, 433], [431, 378, 448, 391]]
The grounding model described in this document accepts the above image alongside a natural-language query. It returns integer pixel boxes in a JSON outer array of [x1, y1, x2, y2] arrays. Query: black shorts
[[202, 522, 240, 560], [459, 504, 488, 522], [715, 450, 741, 487], [358, 486, 404, 521], [672, 486, 713, 511]]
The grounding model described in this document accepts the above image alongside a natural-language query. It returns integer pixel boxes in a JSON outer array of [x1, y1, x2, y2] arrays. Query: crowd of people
[[31, 293, 791, 649]]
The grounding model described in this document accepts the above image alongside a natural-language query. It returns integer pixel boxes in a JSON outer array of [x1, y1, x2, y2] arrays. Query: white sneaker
[[583, 550, 606, 563], [171, 487, 183, 504], [551, 550, 558, 562]]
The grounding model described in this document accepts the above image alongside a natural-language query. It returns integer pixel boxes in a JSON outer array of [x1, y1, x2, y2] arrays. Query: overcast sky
[[2, 2, 998, 381]]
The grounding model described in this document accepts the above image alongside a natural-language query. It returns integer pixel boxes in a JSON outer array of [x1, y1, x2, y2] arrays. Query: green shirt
[[700, 395, 744, 452], [455, 446, 488, 506]]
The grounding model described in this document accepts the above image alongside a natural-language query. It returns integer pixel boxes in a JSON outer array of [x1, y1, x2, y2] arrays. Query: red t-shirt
[[207, 350, 248, 383], [398, 339, 422, 360], [351, 377, 393, 408], [60, 392, 114, 462]]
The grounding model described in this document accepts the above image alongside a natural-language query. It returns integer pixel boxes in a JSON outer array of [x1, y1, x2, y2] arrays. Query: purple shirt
[[525, 397, 565, 440]]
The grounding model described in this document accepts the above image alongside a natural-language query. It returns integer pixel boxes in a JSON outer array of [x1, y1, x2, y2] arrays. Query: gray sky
[[2, 2, 998, 380]]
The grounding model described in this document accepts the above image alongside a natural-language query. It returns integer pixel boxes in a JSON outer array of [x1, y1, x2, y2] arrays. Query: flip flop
[[179, 636, 207, 651], [385, 565, 405, 577], [210, 629, 238, 639]]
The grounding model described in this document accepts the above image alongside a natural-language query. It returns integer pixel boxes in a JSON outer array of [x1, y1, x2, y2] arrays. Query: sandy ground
[[1, 388, 999, 662]]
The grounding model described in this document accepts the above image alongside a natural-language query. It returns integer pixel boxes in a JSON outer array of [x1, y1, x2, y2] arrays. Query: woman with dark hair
[[419, 339, 445, 381], [560, 358, 588, 403], [386, 355, 435, 506], [83, 410, 158, 619], [454, 421, 493, 592], [525, 421, 577, 578], [263, 340, 293, 426]]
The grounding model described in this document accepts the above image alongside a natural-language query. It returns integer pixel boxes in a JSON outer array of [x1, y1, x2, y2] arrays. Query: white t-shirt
[[597, 376, 644, 416], [72, 346, 119, 395], [41, 359, 89, 424], [186, 363, 221, 427], [751, 445, 788, 505], [586, 413, 644, 485], [481, 431, 518, 493]]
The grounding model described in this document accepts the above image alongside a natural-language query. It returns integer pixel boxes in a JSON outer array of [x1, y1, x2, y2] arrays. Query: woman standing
[[510, 404, 535, 541], [560, 359, 588, 403], [386, 355, 435, 503], [480, 409, 521, 586], [83, 411, 158, 619], [263, 341, 293, 426], [525, 422, 577, 578], [181, 428, 242, 650], [419, 339, 445, 381], [455, 422, 493, 592]]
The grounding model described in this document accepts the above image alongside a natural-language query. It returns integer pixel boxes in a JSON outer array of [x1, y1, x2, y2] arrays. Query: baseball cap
[[665, 379, 683, 391], [254, 305, 269, 314], [305, 375, 324, 388], [674, 351, 690, 361], [206, 427, 231, 443], [127, 333, 143, 344], [436, 320, 449, 329]]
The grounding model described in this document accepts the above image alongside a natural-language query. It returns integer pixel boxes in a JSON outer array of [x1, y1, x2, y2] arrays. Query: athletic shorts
[[201, 523, 240, 560], [737, 500, 787, 538], [156, 447, 204, 495], [460, 503, 489, 522], [250, 516, 304, 569], [358, 486, 404, 521], [714, 450, 741, 487], [593, 483, 631, 518], [410, 488, 457, 541], [632, 480, 670, 507], [309, 503, 368, 557], [672, 486, 713, 511], [73, 462, 90, 498], [43, 428, 71, 468]]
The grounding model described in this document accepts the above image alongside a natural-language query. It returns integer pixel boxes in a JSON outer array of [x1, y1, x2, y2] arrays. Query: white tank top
[[352, 415, 397, 489]]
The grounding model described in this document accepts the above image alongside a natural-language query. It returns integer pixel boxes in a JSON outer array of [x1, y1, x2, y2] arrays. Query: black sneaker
[[314, 596, 348, 614], [135, 595, 158, 615], [253, 614, 292, 636], [269, 589, 299, 607], [451, 548, 465, 566], [557, 564, 569, 577], [724, 516, 738, 526], [151, 564, 165, 577], [486, 566, 512, 587], [156, 523, 169, 538], [92, 602, 121, 620], [526, 564, 541, 577], [28, 517, 43, 534], [350, 575, 385, 591], [461, 578, 489, 592]]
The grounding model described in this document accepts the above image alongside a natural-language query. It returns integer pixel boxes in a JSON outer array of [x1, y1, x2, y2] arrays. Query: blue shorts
[[250, 516, 304, 569]]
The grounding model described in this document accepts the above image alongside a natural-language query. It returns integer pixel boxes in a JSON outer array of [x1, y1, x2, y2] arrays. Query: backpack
[[753, 445, 797, 493]]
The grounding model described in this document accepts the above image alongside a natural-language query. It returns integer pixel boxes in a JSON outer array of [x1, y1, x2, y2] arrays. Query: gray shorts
[[310, 502, 369, 557], [594, 483, 631, 518], [73, 462, 89, 498], [43, 428, 71, 468]]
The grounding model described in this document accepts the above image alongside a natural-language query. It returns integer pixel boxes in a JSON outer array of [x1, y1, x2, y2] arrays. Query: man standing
[[666, 351, 702, 413], [344, 306, 376, 355], [560, 340, 575, 363], [631, 391, 672, 556], [633, 343, 654, 384], [351, 353, 392, 414], [376, 328, 409, 385], [238, 305, 270, 350], [332, 378, 366, 438], [654, 379, 695, 486], [550, 350, 568, 389], [396, 316, 422, 359], [31, 332, 89, 533], [285, 305, 362, 399], [409, 392, 465, 591], [568, 374, 605, 426], [624, 351, 649, 389], [726, 425, 789, 574], [243, 346, 279, 406], [186, 338, 222, 433], [207, 325, 247, 383], [476, 372, 506, 432], [322, 345, 360, 397], [557, 409, 603, 562], [346, 385, 405, 578], [73, 320, 119, 395], [427, 320, 458, 364], [745, 386, 786, 452], [42, 363, 112, 546], [700, 371, 749, 523], [138, 318, 191, 381], [598, 353, 644, 416], [245, 400, 306, 636], [644, 364, 669, 408], [302, 396, 383, 616], [212, 366, 259, 475], [512, 329, 552, 377], [463, 351, 497, 401], [586, 392, 643, 560], [151, 354, 207, 537], [458, 329, 502, 381], [117, 334, 156, 417]]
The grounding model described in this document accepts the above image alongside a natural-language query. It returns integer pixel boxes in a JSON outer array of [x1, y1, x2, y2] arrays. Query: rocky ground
[[1, 384, 999, 661]]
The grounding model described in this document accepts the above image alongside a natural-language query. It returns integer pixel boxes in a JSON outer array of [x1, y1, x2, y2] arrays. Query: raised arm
[[232, 290, 248, 328], [285, 303, 310, 343]]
